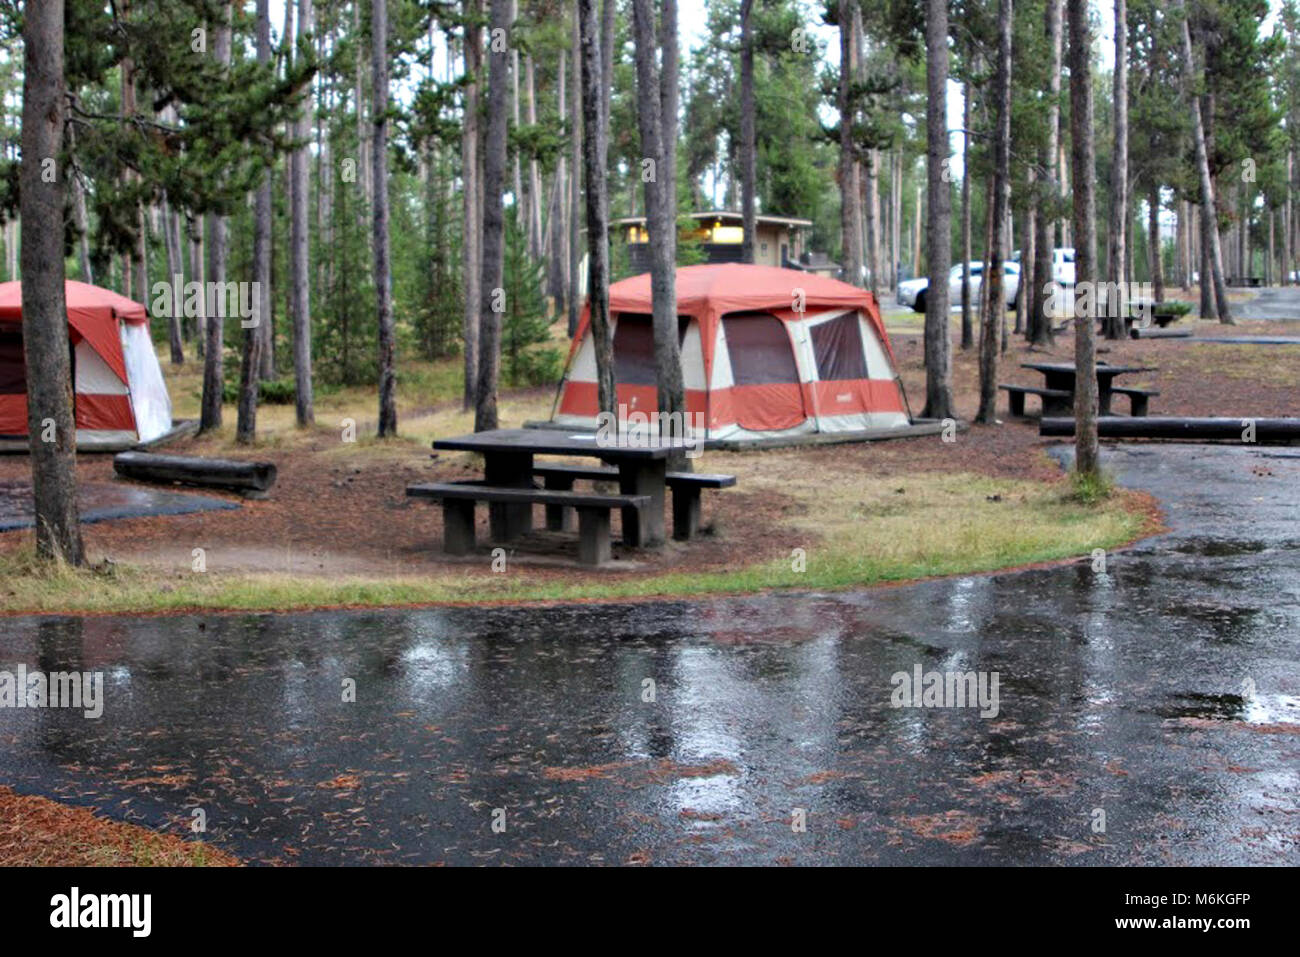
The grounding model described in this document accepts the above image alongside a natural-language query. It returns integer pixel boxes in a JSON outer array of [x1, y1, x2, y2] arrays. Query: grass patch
[[1068, 469, 1115, 505], [0, 470, 1149, 616]]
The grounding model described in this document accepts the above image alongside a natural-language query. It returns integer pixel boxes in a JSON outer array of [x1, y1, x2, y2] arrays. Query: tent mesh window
[[722, 313, 800, 384], [0, 330, 23, 394], [810, 312, 869, 381], [612, 314, 691, 386]]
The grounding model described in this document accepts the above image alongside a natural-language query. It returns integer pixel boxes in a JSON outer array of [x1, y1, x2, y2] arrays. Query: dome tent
[[0, 280, 173, 450], [554, 263, 911, 442]]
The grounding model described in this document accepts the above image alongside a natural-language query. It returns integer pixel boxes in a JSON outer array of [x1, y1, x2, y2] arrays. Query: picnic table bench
[[406, 481, 648, 566], [411, 428, 737, 565], [1003, 362, 1158, 418], [998, 383, 1072, 417], [533, 463, 736, 541]]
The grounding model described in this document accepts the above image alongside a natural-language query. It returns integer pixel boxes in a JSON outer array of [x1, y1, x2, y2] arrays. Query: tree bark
[[1148, 183, 1165, 303], [1104, 0, 1128, 339], [567, 4, 583, 336], [1178, 2, 1233, 323], [977, 0, 1011, 424], [546, 46, 568, 315], [290, 0, 316, 425], [374, 0, 396, 437], [200, 4, 233, 433], [526, 55, 544, 262], [21, 0, 85, 565], [474, 0, 509, 432], [462, 2, 482, 408], [160, 190, 184, 365], [632, 0, 686, 454], [855, 9, 880, 297], [740, 0, 756, 265], [1067, 0, 1100, 477], [838, 3, 863, 287], [578, 0, 616, 416], [1030, 0, 1063, 346], [960, 80, 973, 350], [922, 0, 954, 419], [238, 0, 274, 444]]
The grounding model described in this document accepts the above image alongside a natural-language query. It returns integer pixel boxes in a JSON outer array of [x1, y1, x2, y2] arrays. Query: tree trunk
[[1178, 3, 1233, 323], [526, 55, 544, 262], [374, 0, 396, 436], [1104, 0, 1128, 339], [1067, 0, 1100, 478], [740, 0, 756, 265], [160, 191, 184, 365], [200, 5, 233, 433], [1030, 0, 1063, 346], [188, 222, 205, 352], [838, 3, 863, 287], [922, 0, 954, 420], [567, 4, 583, 336], [289, 0, 315, 425], [474, 0, 509, 432], [21, 0, 85, 565], [855, 9, 879, 297], [462, 2, 482, 408], [632, 0, 686, 457], [892, 147, 902, 288], [578, 0, 616, 416], [547, 46, 568, 315], [1017, 199, 1035, 336], [977, 0, 1011, 424], [238, 0, 274, 444], [960, 81, 973, 350], [1148, 184, 1165, 303]]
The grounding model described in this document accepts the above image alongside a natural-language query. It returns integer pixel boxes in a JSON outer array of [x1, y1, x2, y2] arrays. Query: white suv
[[897, 261, 1021, 313]]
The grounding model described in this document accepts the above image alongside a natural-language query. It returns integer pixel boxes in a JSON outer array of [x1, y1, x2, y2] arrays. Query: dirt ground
[[0, 314, 1295, 580]]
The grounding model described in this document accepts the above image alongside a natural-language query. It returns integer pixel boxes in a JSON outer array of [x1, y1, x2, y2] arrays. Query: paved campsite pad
[[0, 479, 238, 532], [0, 443, 1295, 865]]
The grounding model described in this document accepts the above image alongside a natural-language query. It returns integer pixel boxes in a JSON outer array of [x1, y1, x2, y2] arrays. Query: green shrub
[[506, 345, 565, 388], [222, 377, 297, 405]]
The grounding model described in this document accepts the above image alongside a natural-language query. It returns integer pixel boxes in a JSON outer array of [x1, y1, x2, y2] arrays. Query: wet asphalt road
[[0, 443, 1296, 865], [1234, 285, 1300, 322]]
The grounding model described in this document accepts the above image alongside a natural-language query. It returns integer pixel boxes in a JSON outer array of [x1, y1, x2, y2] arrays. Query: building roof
[[612, 209, 814, 229]]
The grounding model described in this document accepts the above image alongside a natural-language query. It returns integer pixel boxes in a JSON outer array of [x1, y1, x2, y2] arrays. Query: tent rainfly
[[554, 263, 911, 441], [0, 280, 173, 450]]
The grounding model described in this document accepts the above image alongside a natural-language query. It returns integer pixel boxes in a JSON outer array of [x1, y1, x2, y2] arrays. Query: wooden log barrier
[[113, 451, 278, 496]]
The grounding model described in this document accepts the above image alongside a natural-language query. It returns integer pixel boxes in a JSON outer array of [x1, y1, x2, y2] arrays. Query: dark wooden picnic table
[[1020, 361, 1156, 416], [432, 428, 690, 547]]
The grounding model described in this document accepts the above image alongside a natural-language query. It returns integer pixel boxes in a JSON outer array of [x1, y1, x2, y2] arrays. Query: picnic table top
[[432, 427, 688, 460], [1020, 361, 1155, 376]]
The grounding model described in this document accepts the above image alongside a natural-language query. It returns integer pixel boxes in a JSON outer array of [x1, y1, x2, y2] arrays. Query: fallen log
[[1040, 416, 1300, 443], [113, 451, 277, 497], [1129, 327, 1193, 339]]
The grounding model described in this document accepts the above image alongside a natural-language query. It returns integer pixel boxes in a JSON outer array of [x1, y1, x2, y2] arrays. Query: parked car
[[1011, 247, 1077, 288], [897, 261, 1021, 313]]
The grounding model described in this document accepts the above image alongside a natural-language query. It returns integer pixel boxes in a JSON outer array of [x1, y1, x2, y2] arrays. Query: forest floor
[[0, 308, 1295, 616], [0, 785, 239, 866]]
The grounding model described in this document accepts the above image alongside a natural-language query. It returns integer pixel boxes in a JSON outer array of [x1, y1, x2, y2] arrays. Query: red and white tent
[[554, 264, 910, 441], [0, 280, 173, 450]]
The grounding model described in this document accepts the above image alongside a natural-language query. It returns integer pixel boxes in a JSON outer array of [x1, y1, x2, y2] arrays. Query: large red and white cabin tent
[[0, 280, 173, 450], [554, 264, 910, 441]]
